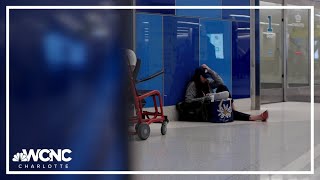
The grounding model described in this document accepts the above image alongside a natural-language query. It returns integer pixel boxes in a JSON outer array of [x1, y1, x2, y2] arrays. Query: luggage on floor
[[176, 101, 209, 122]]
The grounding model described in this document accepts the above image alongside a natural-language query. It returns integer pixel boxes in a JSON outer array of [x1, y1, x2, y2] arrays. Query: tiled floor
[[131, 102, 320, 180]]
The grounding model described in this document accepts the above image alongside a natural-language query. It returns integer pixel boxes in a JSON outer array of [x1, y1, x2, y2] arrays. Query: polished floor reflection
[[131, 102, 319, 177]]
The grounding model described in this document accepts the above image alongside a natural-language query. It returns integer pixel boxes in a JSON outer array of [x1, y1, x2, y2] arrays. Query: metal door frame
[[283, 0, 287, 101]]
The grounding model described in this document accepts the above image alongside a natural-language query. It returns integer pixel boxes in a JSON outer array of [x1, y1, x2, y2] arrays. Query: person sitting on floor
[[184, 64, 268, 121]]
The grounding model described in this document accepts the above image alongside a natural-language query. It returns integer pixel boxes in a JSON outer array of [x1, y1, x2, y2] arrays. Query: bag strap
[[218, 98, 232, 109], [219, 100, 224, 108]]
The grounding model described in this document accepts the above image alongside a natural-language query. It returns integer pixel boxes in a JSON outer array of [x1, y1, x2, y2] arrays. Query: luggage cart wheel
[[161, 121, 168, 135], [135, 123, 140, 132], [137, 123, 150, 140]]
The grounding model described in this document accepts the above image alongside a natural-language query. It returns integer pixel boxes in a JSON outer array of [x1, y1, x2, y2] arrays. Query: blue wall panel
[[135, 14, 164, 107], [136, 0, 175, 15], [163, 16, 199, 106], [222, 0, 250, 22], [199, 19, 233, 93], [176, 0, 221, 19], [232, 21, 250, 99]]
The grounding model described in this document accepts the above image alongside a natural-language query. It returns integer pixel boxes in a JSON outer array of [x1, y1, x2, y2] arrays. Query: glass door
[[285, 4, 311, 102], [260, 1, 284, 103], [260, 0, 312, 103]]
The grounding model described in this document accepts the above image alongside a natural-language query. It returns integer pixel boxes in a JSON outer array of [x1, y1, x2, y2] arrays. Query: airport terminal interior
[[4, 0, 320, 179], [128, 0, 320, 179]]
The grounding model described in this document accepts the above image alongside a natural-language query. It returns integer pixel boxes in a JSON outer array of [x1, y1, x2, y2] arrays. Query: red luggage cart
[[128, 59, 169, 140]]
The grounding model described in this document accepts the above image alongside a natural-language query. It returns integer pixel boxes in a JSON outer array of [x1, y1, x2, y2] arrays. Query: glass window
[[260, 1, 283, 89], [286, 8, 310, 87]]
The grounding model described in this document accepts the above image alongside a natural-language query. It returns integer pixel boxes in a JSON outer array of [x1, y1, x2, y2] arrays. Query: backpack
[[176, 101, 209, 122]]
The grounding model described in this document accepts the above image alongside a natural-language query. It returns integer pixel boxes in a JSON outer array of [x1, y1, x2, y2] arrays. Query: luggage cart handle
[[136, 70, 164, 84]]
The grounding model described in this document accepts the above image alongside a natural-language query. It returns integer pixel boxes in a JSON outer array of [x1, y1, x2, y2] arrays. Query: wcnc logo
[[12, 149, 72, 169]]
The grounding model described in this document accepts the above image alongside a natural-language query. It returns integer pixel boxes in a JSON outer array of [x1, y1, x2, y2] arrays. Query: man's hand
[[201, 64, 211, 71]]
